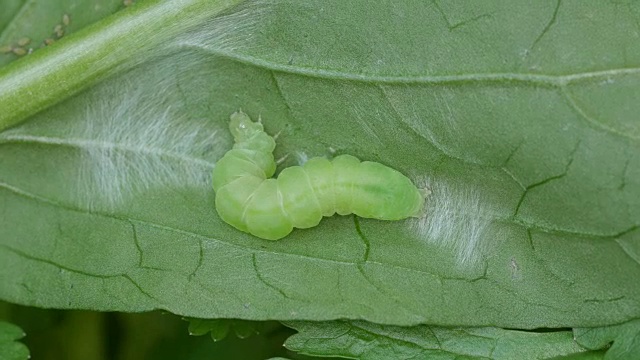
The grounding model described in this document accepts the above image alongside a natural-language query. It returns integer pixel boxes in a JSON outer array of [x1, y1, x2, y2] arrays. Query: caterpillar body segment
[[212, 111, 425, 240]]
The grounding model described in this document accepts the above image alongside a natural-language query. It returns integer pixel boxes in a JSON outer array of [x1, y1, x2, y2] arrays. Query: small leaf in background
[[574, 319, 640, 360], [283, 321, 590, 360], [187, 318, 267, 341], [0, 321, 29, 360], [549, 351, 607, 360]]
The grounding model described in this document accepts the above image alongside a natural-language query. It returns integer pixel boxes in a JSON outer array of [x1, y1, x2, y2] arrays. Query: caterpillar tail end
[[411, 186, 431, 219]]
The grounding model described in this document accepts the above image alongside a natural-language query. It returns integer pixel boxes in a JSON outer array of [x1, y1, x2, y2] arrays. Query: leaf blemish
[[510, 258, 520, 279]]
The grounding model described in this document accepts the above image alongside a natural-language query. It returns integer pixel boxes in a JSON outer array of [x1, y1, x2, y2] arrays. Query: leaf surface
[[0, 0, 638, 332], [0, 321, 29, 360]]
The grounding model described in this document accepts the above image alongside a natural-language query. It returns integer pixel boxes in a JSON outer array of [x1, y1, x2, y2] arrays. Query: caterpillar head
[[229, 110, 265, 142]]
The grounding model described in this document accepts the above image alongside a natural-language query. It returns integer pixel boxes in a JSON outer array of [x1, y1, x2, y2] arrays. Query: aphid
[[12, 47, 26, 56], [54, 25, 64, 38], [0, 45, 12, 54], [16, 37, 30, 47], [44, 38, 55, 46], [124, 0, 134, 6], [62, 14, 70, 26], [212, 111, 425, 240]]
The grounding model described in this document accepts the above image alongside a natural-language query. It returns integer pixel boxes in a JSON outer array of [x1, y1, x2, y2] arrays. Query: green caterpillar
[[212, 111, 425, 240]]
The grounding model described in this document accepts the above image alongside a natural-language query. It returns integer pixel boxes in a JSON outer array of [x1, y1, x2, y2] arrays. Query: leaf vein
[[187, 47, 640, 86], [0, 133, 215, 168]]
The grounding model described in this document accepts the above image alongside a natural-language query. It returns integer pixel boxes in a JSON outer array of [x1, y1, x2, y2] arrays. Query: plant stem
[[0, 0, 244, 132]]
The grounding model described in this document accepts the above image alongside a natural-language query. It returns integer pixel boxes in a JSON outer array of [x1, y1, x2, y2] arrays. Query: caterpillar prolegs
[[212, 111, 425, 240]]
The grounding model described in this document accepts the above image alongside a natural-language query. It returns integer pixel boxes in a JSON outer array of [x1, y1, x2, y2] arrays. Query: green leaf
[[283, 321, 589, 360], [0, 321, 29, 360], [574, 319, 640, 360], [0, 0, 638, 331]]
